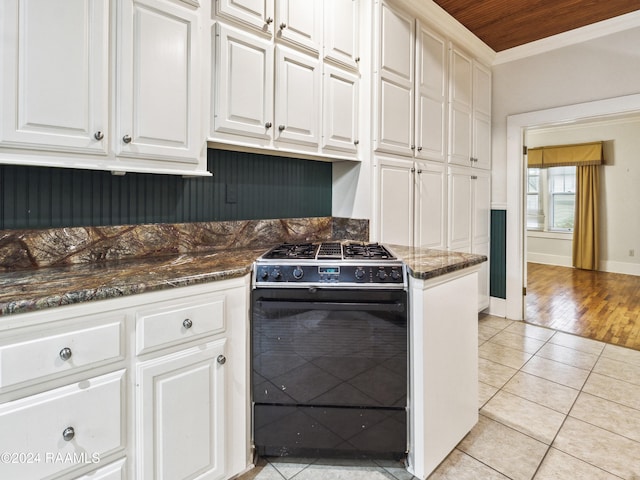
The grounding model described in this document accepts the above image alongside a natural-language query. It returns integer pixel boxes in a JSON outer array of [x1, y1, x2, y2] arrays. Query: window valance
[[527, 141, 603, 168]]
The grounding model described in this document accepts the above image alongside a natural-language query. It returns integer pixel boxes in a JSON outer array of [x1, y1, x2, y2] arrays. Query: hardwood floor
[[526, 262, 640, 351]]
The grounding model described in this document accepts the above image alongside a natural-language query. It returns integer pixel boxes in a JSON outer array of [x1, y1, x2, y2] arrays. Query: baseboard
[[600, 260, 640, 276], [528, 255, 640, 276], [487, 297, 507, 318], [527, 253, 572, 267]]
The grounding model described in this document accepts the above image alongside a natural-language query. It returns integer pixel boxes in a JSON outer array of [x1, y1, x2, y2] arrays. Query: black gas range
[[251, 241, 409, 459], [253, 241, 406, 288]]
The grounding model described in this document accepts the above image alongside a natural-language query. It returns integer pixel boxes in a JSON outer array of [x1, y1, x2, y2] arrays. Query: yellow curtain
[[572, 165, 600, 270], [528, 142, 603, 167]]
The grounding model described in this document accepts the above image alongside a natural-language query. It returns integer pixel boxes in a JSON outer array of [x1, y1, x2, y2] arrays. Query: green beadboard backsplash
[[0, 149, 332, 229]]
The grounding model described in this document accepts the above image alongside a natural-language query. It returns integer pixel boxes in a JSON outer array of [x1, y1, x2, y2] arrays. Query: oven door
[[251, 287, 408, 458]]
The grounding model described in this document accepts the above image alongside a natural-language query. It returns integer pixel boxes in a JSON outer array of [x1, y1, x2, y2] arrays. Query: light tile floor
[[236, 315, 640, 480]]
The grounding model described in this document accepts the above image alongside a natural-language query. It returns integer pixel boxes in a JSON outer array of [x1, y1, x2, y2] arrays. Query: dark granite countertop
[[0, 247, 267, 316], [0, 241, 487, 317], [387, 244, 487, 280]]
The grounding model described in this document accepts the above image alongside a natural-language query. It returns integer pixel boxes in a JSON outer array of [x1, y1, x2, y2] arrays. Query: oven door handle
[[255, 300, 405, 312]]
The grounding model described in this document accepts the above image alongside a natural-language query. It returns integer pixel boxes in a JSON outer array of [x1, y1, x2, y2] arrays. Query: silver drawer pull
[[217, 355, 226, 365], [183, 318, 193, 329], [62, 427, 75, 441], [59, 347, 72, 361]]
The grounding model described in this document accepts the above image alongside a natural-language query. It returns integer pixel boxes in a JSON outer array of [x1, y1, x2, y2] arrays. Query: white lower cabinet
[[0, 276, 250, 480], [0, 370, 125, 480], [376, 155, 446, 250], [136, 340, 226, 480], [408, 267, 479, 479]]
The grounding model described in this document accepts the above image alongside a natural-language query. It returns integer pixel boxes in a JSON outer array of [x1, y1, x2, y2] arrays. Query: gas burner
[[343, 242, 395, 260], [262, 243, 318, 260]]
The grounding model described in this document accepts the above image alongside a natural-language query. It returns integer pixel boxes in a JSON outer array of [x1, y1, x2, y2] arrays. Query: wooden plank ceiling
[[432, 0, 640, 51]]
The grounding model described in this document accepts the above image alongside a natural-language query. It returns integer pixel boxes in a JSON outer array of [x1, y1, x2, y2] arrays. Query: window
[[527, 166, 576, 232], [527, 168, 543, 229]]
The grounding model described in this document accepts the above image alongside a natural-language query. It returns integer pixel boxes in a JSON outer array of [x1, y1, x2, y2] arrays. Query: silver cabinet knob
[[59, 347, 72, 361], [265, 122, 272, 129], [355, 57, 360, 63], [278, 125, 286, 131], [265, 17, 273, 25], [417, 169, 423, 174], [183, 318, 193, 329], [217, 355, 226, 365], [354, 140, 359, 145], [279, 23, 287, 30], [122, 135, 132, 144], [94, 131, 104, 141], [62, 427, 75, 441], [410, 145, 415, 150], [417, 146, 423, 151]]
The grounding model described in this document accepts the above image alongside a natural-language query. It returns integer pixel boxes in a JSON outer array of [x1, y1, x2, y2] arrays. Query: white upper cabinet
[[276, 0, 322, 53], [212, 0, 361, 159], [323, 65, 359, 154], [448, 46, 473, 167], [215, 0, 275, 35], [415, 22, 448, 162], [0, 0, 210, 175], [213, 23, 274, 142], [116, 0, 202, 166], [472, 61, 492, 170], [274, 46, 321, 146], [375, 1, 415, 157], [324, 0, 360, 70], [0, 0, 109, 154]]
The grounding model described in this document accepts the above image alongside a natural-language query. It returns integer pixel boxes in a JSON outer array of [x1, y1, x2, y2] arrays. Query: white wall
[[525, 116, 640, 275], [492, 25, 640, 206]]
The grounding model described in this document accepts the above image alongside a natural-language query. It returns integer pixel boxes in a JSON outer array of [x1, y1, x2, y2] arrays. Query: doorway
[[505, 93, 640, 322]]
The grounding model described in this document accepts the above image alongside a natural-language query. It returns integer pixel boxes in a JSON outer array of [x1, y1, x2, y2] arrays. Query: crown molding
[[494, 9, 640, 65]]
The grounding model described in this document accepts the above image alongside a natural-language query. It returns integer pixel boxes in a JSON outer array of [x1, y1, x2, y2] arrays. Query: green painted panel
[[490, 209, 507, 299], [0, 149, 332, 229]]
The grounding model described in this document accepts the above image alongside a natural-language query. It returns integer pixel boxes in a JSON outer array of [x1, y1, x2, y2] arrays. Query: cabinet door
[[215, 0, 275, 35], [137, 340, 226, 480], [275, 46, 321, 147], [448, 46, 472, 167], [415, 161, 446, 249], [448, 166, 472, 252], [472, 169, 491, 246], [375, 1, 414, 157], [0, 0, 109, 154], [474, 241, 490, 311], [275, 0, 321, 53], [473, 61, 492, 170], [324, 0, 360, 70], [322, 65, 359, 155], [213, 23, 274, 141], [117, 0, 202, 164], [415, 23, 447, 162], [376, 156, 414, 246]]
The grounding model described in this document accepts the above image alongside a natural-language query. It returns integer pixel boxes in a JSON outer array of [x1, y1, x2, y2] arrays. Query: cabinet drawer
[[0, 316, 124, 391], [0, 370, 125, 480], [136, 296, 226, 355]]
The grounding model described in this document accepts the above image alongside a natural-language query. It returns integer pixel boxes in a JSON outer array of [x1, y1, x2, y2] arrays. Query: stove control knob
[[271, 269, 281, 279], [292, 267, 304, 279], [377, 269, 387, 280], [260, 269, 269, 280], [391, 269, 401, 280], [354, 268, 366, 280]]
